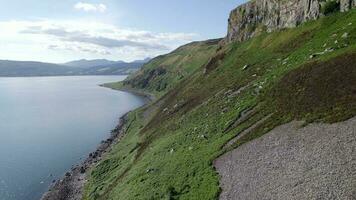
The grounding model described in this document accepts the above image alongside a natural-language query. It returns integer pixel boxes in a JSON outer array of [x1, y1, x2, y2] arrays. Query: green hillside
[[103, 39, 220, 98], [85, 10, 356, 200]]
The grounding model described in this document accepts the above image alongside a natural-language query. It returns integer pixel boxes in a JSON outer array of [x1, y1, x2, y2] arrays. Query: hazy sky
[[0, 0, 245, 63]]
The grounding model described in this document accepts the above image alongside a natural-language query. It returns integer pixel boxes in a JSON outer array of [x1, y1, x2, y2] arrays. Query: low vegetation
[[104, 39, 220, 98], [84, 10, 356, 200], [321, 0, 340, 15]]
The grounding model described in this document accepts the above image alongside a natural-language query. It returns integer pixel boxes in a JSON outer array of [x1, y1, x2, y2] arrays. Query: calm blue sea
[[0, 76, 146, 200]]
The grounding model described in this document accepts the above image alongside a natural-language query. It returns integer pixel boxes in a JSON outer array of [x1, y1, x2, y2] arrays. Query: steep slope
[[103, 39, 220, 98], [215, 117, 356, 200], [85, 9, 356, 200]]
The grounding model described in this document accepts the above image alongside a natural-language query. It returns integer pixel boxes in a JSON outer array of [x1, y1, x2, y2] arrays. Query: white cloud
[[48, 44, 111, 55], [0, 19, 199, 62], [74, 2, 107, 13]]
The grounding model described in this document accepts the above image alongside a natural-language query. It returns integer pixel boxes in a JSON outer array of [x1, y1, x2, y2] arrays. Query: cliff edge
[[225, 0, 355, 43]]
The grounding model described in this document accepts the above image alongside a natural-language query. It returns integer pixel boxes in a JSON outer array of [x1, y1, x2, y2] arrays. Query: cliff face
[[341, 0, 356, 11], [226, 0, 355, 43]]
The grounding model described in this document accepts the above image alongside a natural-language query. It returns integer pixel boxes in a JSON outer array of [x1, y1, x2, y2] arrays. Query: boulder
[[340, 0, 355, 11], [242, 64, 250, 70], [80, 167, 86, 174]]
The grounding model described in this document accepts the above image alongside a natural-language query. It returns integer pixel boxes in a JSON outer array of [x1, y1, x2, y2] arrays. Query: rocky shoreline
[[41, 114, 129, 200], [41, 85, 152, 200]]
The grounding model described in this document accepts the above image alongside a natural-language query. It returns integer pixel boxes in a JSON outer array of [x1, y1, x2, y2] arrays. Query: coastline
[[110, 86, 156, 102], [41, 85, 152, 200], [41, 114, 129, 200], [100, 83, 156, 102]]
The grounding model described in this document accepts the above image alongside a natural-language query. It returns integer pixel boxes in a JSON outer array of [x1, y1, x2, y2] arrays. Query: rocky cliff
[[225, 0, 355, 43], [341, 0, 356, 11]]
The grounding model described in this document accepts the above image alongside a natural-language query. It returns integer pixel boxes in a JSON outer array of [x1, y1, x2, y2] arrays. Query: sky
[[0, 0, 245, 63]]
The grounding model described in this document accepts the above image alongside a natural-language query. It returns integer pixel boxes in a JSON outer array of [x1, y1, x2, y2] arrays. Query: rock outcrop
[[225, 0, 355, 43], [341, 0, 356, 11]]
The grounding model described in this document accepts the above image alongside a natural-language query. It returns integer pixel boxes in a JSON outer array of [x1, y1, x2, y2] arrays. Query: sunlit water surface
[[0, 76, 146, 200]]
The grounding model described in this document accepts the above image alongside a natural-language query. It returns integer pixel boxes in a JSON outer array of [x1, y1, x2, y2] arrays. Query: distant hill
[[80, 63, 143, 75], [0, 58, 150, 77], [106, 40, 220, 97], [0, 60, 80, 77], [64, 58, 150, 68], [64, 59, 124, 68], [64, 58, 151, 75], [131, 58, 151, 64]]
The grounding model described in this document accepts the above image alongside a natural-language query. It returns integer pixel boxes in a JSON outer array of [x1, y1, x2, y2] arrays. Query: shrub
[[321, 0, 340, 15]]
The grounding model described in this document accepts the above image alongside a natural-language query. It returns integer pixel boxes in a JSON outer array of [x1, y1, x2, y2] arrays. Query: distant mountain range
[[0, 58, 150, 77], [64, 59, 124, 68]]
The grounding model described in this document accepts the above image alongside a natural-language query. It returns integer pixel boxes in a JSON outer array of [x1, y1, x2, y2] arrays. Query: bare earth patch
[[214, 117, 356, 200]]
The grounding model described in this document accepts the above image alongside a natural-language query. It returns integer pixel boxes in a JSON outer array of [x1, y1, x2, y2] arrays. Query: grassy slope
[[102, 39, 220, 98], [84, 11, 356, 200]]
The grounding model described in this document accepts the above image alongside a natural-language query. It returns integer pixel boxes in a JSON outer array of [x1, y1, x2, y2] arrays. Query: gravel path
[[214, 117, 356, 200]]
